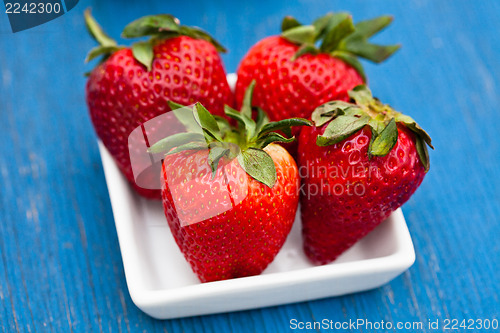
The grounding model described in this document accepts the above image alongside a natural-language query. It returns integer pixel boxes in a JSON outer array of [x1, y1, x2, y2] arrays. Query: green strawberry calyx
[[311, 85, 434, 172], [280, 13, 400, 81], [148, 81, 312, 188], [84, 9, 225, 71]]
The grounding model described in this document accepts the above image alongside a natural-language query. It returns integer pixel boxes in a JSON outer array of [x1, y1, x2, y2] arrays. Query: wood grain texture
[[0, 0, 499, 332]]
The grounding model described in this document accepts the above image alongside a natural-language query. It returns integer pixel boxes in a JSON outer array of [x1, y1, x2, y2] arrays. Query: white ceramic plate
[[97, 74, 415, 319]]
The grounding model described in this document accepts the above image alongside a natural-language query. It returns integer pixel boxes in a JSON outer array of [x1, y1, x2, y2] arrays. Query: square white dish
[[97, 73, 415, 319]]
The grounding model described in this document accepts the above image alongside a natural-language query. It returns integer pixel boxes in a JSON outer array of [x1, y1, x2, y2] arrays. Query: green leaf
[[257, 132, 295, 149], [258, 118, 312, 138], [370, 118, 398, 156], [240, 80, 256, 119], [311, 101, 353, 127], [85, 45, 121, 63], [122, 14, 180, 38], [334, 14, 399, 63], [354, 15, 394, 38], [291, 44, 318, 61], [195, 103, 222, 141], [415, 136, 430, 172], [168, 101, 185, 110], [331, 51, 366, 81], [348, 85, 373, 104], [312, 110, 337, 127], [394, 114, 434, 149], [147, 132, 205, 154], [165, 141, 207, 155], [169, 103, 202, 133], [84, 9, 117, 47], [320, 13, 355, 52], [341, 35, 400, 63], [367, 127, 378, 159], [317, 115, 370, 146], [255, 107, 270, 133], [132, 41, 154, 71], [224, 105, 256, 140], [281, 16, 301, 32], [208, 145, 230, 178], [368, 116, 385, 136], [282, 25, 317, 45], [343, 106, 365, 117], [312, 13, 334, 40], [237, 148, 276, 188]]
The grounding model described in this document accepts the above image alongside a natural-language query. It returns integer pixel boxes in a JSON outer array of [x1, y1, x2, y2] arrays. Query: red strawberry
[[235, 13, 399, 155], [84, 10, 233, 199], [298, 86, 433, 265], [149, 83, 311, 282]]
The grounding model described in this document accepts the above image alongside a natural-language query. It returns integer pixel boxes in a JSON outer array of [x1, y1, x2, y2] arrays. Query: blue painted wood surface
[[1, 0, 499, 332]]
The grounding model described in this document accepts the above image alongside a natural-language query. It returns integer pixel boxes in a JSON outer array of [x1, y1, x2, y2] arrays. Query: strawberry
[[235, 13, 399, 155], [148, 83, 311, 282], [297, 86, 433, 265], [84, 10, 233, 199]]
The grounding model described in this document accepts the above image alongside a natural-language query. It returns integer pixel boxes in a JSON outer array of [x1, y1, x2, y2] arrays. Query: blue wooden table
[[1, 0, 499, 332]]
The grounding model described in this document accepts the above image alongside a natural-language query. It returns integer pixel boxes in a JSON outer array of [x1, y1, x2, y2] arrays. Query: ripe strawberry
[[84, 10, 233, 199], [235, 13, 399, 154], [298, 86, 433, 265], [148, 83, 311, 282]]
